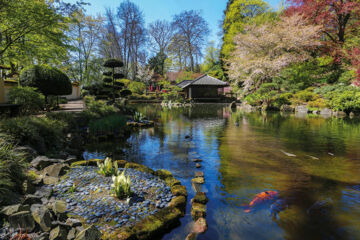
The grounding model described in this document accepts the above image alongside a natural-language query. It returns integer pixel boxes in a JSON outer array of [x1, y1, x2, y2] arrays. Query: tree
[[19, 65, 72, 103], [147, 20, 174, 53], [172, 10, 210, 72], [227, 14, 323, 93], [103, 59, 125, 100], [168, 34, 188, 71], [149, 51, 168, 75], [202, 41, 225, 80]]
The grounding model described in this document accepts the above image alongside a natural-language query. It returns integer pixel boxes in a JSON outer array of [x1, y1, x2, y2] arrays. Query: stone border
[[71, 160, 187, 240]]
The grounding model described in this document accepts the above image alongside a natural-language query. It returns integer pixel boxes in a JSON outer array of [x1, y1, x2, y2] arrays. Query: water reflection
[[85, 104, 360, 240]]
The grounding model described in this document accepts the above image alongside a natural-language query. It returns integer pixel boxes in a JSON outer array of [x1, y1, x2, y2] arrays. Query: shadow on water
[[84, 104, 360, 240]]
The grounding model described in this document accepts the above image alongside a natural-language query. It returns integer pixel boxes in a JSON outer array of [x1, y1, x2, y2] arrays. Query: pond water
[[86, 104, 360, 240]]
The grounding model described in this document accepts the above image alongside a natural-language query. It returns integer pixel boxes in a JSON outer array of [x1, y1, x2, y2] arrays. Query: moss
[[191, 177, 204, 184], [125, 163, 155, 174], [27, 170, 40, 181], [70, 159, 102, 167], [132, 207, 182, 240], [192, 192, 208, 204], [155, 169, 173, 180], [103, 227, 135, 240], [168, 196, 187, 211], [165, 177, 180, 187], [191, 202, 206, 221], [171, 185, 187, 197]]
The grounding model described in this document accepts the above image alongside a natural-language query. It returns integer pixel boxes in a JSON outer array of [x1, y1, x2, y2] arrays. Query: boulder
[[42, 163, 69, 178], [312, 110, 320, 114], [164, 177, 181, 187], [280, 105, 295, 112], [52, 200, 67, 215], [63, 156, 77, 165], [333, 111, 347, 118], [192, 217, 207, 234], [35, 187, 53, 199], [195, 163, 201, 168], [191, 177, 205, 184], [1, 204, 30, 217], [171, 185, 187, 197], [192, 192, 208, 204], [191, 202, 206, 220], [50, 225, 68, 240], [43, 176, 59, 185], [31, 204, 53, 232], [31, 156, 63, 170], [168, 196, 186, 210], [155, 169, 173, 179], [75, 225, 101, 240], [8, 211, 36, 232], [22, 194, 42, 205], [194, 171, 204, 178], [349, 112, 355, 118], [320, 108, 332, 116], [65, 218, 82, 228], [295, 105, 308, 113], [67, 228, 77, 240]]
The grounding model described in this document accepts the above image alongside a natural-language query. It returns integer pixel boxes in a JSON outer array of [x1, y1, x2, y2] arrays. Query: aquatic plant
[[133, 111, 144, 122], [112, 169, 132, 199], [97, 157, 118, 177]]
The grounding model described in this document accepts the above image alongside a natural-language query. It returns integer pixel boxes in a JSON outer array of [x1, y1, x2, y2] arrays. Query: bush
[[0, 137, 26, 205], [292, 87, 319, 103], [271, 92, 293, 109], [308, 98, 328, 111], [19, 65, 72, 98], [325, 90, 360, 112], [128, 81, 146, 94], [0, 117, 67, 154], [84, 96, 117, 117], [8, 86, 44, 115]]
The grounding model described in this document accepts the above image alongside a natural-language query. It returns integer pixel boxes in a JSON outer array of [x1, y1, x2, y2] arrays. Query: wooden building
[[177, 75, 229, 100]]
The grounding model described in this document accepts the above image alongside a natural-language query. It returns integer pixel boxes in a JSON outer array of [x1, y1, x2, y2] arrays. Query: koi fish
[[243, 191, 278, 213]]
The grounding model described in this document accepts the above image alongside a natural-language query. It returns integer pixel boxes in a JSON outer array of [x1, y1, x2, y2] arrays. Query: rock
[[333, 111, 347, 117], [52, 200, 67, 215], [192, 217, 207, 234], [75, 225, 101, 240], [23, 179, 36, 194], [31, 156, 63, 170], [63, 156, 77, 165], [168, 196, 186, 210], [191, 182, 202, 193], [320, 108, 332, 116], [43, 176, 59, 185], [229, 101, 237, 109], [280, 105, 295, 112], [67, 228, 77, 240], [185, 232, 197, 240], [171, 185, 187, 197], [192, 192, 208, 204], [312, 110, 320, 114], [192, 159, 202, 163], [50, 225, 68, 240], [1, 204, 30, 216], [349, 112, 355, 118], [155, 169, 173, 180], [195, 163, 201, 168], [115, 227, 135, 240], [194, 171, 204, 178], [31, 204, 52, 232], [65, 218, 82, 228], [164, 177, 181, 187], [13, 146, 37, 162], [8, 211, 36, 232], [42, 163, 69, 178], [22, 194, 42, 205], [35, 187, 53, 199], [295, 105, 308, 113], [191, 177, 205, 184], [191, 202, 206, 221]]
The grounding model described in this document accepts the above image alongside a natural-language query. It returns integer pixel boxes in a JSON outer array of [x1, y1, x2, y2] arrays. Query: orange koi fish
[[244, 191, 278, 213]]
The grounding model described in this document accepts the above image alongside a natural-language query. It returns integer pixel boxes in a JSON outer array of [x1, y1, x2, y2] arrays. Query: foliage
[[319, 86, 360, 112], [8, 87, 45, 115], [133, 112, 144, 122], [88, 114, 126, 135], [227, 14, 323, 93], [97, 157, 118, 177], [202, 41, 225, 80], [84, 96, 118, 118], [128, 81, 146, 94], [149, 51, 168, 75], [0, 117, 67, 154], [104, 59, 124, 68], [112, 169, 132, 199], [0, 138, 26, 205], [19, 65, 72, 98]]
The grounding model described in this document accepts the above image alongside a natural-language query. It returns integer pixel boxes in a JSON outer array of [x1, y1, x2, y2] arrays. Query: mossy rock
[[71, 159, 102, 167], [165, 177, 181, 187], [192, 192, 208, 204], [155, 169, 173, 180], [103, 227, 135, 240], [171, 185, 187, 197], [132, 207, 182, 240], [168, 196, 187, 211], [191, 202, 206, 220], [116, 160, 128, 168], [125, 163, 155, 174], [191, 177, 204, 184]]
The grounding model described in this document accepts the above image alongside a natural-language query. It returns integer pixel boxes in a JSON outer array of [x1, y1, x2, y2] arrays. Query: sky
[[66, 0, 282, 46]]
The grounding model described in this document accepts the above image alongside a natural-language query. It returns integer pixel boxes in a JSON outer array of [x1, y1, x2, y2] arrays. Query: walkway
[[59, 99, 85, 112]]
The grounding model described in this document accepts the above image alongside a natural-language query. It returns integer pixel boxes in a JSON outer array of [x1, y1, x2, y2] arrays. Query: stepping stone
[[195, 163, 201, 168], [191, 192, 208, 204], [192, 217, 207, 234], [191, 177, 204, 184], [191, 202, 206, 221], [185, 232, 197, 240], [194, 171, 204, 178], [192, 159, 202, 162]]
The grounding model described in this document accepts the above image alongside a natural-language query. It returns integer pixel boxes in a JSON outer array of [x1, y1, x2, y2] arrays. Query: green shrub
[[325, 90, 360, 112], [292, 87, 319, 103], [84, 96, 117, 117], [8, 86, 44, 115], [244, 93, 261, 106], [0, 117, 67, 154], [308, 98, 328, 111], [128, 81, 146, 94], [19, 65, 72, 99], [0, 137, 26, 205], [271, 92, 293, 109], [338, 70, 356, 85]]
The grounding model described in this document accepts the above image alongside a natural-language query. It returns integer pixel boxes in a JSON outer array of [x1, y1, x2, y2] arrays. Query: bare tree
[[147, 20, 174, 53], [172, 10, 210, 71]]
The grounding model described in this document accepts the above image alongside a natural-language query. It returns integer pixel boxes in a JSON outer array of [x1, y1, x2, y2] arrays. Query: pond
[[85, 104, 360, 240]]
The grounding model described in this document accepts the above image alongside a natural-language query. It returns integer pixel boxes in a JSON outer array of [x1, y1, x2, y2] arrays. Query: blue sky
[[67, 0, 281, 45]]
